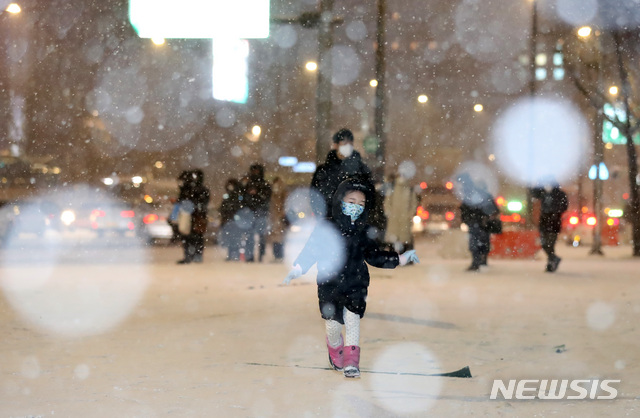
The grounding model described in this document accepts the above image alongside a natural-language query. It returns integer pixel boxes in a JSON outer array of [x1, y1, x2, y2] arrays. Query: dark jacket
[[244, 165, 271, 216], [460, 189, 500, 232], [219, 179, 243, 226], [178, 170, 210, 234], [295, 178, 399, 293], [531, 187, 568, 233], [310, 150, 373, 218]]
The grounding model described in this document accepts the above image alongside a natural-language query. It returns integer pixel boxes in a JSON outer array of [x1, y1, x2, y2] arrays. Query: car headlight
[[61, 210, 76, 226]]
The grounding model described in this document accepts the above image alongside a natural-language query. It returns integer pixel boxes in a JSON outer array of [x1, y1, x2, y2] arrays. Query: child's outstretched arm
[[399, 250, 420, 266], [283, 264, 302, 285]]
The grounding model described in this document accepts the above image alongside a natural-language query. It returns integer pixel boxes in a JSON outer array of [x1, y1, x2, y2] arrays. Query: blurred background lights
[[251, 125, 261, 137], [418, 94, 428, 103], [212, 39, 249, 104], [6, 3, 21, 13], [473, 104, 483, 112], [369, 79, 378, 87], [305, 61, 318, 71], [609, 86, 619, 96], [151, 37, 165, 46], [577, 26, 593, 38]]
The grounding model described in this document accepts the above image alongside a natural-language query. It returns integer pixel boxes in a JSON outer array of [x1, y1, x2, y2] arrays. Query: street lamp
[[6, 3, 21, 13], [577, 26, 593, 38], [151, 37, 165, 46], [417, 94, 428, 104], [609, 85, 619, 96], [474, 104, 484, 112], [305, 61, 317, 71]]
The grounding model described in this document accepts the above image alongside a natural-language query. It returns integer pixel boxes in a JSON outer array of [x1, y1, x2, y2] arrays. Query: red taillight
[[91, 209, 106, 217], [569, 216, 579, 225], [120, 210, 135, 218], [143, 214, 159, 224], [445, 211, 455, 221], [416, 206, 429, 220], [127, 221, 135, 230], [586, 216, 597, 226], [607, 218, 619, 226]]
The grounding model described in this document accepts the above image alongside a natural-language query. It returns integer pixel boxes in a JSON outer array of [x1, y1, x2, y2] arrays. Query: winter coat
[[219, 179, 243, 226], [384, 176, 417, 244], [179, 170, 210, 234], [295, 178, 399, 295], [310, 149, 373, 218], [531, 187, 568, 233], [460, 189, 500, 232], [244, 168, 271, 216], [269, 181, 287, 243]]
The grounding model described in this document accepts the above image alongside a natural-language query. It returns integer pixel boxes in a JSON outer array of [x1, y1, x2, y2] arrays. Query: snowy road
[[0, 237, 638, 417]]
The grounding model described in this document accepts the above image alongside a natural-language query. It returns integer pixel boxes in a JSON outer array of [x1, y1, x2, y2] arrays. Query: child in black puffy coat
[[284, 178, 419, 378]]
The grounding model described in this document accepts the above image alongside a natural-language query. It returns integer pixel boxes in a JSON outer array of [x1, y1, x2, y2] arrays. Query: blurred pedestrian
[[219, 178, 244, 261], [530, 180, 568, 272], [269, 176, 287, 261], [243, 163, 271, 262], [384, 172, 418, 253], [283, 178, 420, 378], [176, 169, 210, 264], [458, 174, 501, 271], [310, 128, 373, 219]]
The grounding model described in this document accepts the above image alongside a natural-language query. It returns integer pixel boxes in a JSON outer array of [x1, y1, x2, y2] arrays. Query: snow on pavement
[[0, 237, 638, 416]]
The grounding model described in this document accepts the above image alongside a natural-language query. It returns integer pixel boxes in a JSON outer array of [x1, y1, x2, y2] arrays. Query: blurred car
[[412, 204, 460, 234], [60, 201, 140, 238], [561, 211, 598, 246], [137, 201, 176, 245], [0, 199, 61, 240]]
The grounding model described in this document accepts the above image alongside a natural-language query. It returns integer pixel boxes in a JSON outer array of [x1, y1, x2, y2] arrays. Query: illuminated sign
[[603, 104, 640, 145], [129, 0, 269, 39], [212, 39, 249, 103]]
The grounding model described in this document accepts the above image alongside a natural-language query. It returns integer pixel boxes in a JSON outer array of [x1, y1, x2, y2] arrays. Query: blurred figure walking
[[176, 169, 210, 264], [269, 176, 288, 262], [458, 174, 501, 271], [219, 178, 244, 261], [243, 163, 271, 262], [384, 172, 418, 253], [530, 181, 568, 272]]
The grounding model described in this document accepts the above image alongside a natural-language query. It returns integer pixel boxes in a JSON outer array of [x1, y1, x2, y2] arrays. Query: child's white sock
[[344, 308, 360, 346], [325, 319, 342, 348]]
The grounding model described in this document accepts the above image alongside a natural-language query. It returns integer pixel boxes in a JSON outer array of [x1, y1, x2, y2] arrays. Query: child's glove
[[399, 250, 420, 266], [283, 265, 303, 285]]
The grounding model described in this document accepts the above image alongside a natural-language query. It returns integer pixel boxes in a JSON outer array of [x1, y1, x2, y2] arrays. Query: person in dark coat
[[530, 182, 568, 272], [310, 128, 373, 219], [243, 163, 272, 262], [458, 174, 500, 271], [219, 178, 244, 261], [177, 169, 210, 264], [283, 178, 419, 378]]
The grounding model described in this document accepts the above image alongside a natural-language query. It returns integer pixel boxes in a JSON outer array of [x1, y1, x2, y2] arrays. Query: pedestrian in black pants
[[177, 169, 210, 264], [530, 182, 568, 272], [458, 174, 501, 271]]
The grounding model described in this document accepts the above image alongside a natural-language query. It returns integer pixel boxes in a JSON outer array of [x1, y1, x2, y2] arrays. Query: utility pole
[[525, 0, 538, 228], [314, 0, 335, 166], [373, 0, 387, 182]]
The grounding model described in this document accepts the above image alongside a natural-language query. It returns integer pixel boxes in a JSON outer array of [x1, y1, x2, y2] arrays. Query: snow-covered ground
[[1, 235, 638, 417]]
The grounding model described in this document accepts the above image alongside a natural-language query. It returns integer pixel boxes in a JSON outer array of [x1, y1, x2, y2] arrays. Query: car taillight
[[127, 221, 135, 230], [416, 206, 429, 220], [569, 216, 579, 225], [120, 210, 135, 218], [586, 216, 597, 226], [445, 211, 455, 221], [143, 214, 159, 224], [91, 209, 106, 217]]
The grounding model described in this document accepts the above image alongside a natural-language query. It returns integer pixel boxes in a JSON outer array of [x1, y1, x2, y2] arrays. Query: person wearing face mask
[[530, 180, 568, 272], [310, 129, 373, 219], [283, 178, 419, 378]]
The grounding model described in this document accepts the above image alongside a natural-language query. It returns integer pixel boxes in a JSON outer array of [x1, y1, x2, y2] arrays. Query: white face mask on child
[[338, 144, 354, 158]]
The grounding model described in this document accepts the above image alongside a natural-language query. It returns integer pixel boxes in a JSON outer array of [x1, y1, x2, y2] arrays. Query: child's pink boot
[[327, 336, 344, 371], [343, 345, 360, 378]]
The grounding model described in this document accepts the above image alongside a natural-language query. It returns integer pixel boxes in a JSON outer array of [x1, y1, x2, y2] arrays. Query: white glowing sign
[[212, 39, 249, 103], [129, 0, 270, 39]]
